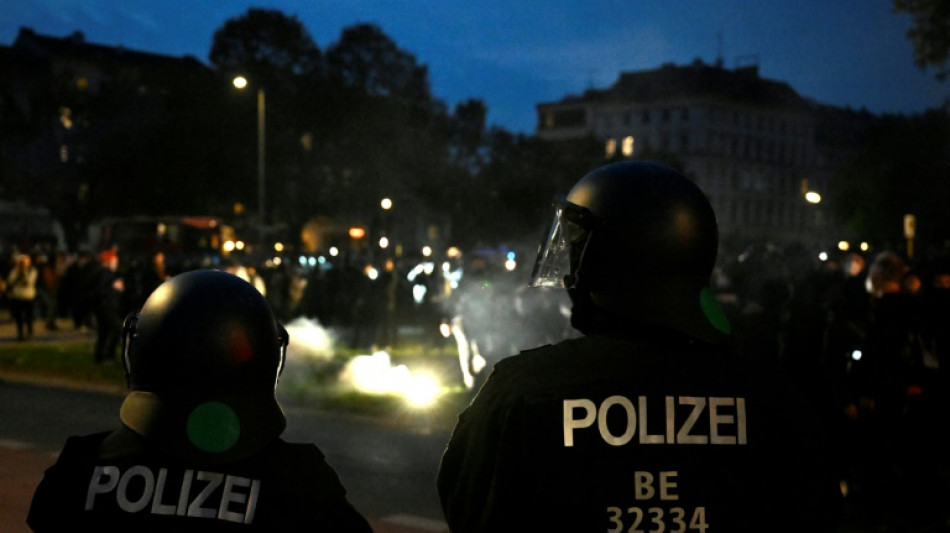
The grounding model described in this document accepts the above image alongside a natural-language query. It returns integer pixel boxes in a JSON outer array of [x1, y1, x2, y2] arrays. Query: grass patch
[[0, 336, 472, 429], [0, 340, 127, 387]]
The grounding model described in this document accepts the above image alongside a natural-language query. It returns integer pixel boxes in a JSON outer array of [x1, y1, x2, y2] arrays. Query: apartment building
[[536, 59, 857, 255]]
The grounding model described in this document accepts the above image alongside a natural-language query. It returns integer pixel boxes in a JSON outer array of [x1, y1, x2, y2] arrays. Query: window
[[622, 136, 634, 157]]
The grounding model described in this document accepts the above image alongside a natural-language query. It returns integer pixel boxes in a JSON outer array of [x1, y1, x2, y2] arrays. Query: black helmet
[[530, 161, 729, 343], [120, 269, 289, 463]]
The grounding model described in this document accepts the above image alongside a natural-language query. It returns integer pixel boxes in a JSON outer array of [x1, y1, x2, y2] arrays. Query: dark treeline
[[0, 8, 606, 253], [2, 7, 948, 258]]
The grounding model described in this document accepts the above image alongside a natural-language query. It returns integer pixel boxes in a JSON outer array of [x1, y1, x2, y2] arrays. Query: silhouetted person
[[28, 270, 372, 532], [6, 253, 38, 340], [437, 161, 842, 532], [87, 250, 124, 364]]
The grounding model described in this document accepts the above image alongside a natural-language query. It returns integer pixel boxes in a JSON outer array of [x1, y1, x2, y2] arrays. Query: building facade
[[536, 59, 864, 258]]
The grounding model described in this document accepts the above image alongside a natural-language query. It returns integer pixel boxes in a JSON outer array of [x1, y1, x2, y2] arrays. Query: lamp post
[[233, 75, 266, 248]]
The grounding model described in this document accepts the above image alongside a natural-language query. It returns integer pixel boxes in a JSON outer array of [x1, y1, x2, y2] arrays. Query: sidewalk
[[0, 314, 93, 345], [0, 314, 448, 533]]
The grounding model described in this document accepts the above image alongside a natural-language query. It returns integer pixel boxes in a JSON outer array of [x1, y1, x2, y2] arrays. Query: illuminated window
[[621, 136, 634, 157], [605, 138, 617, 158], [59, 107, 73, 129]]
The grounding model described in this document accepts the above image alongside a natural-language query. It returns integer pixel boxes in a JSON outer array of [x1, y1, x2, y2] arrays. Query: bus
[[89, 215, 234, 271]]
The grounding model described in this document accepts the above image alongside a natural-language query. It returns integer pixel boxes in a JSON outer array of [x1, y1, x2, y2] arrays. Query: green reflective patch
[[700, 287, 731, 335], [186, 401, 240, 453]]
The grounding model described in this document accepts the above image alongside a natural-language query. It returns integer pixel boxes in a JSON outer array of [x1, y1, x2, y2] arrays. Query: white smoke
[[279, 316, 443, 407]]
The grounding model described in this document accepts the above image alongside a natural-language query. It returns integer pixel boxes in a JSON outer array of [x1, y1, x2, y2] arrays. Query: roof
[[544, 59, 811, 110], [11, 27, 208, 72]]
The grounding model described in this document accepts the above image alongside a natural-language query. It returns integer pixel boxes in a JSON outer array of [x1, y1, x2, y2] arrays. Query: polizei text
[[85, 465, 261, 524], [563, 395, 748, 447]]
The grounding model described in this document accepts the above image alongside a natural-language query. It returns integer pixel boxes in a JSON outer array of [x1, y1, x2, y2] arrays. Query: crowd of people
[[3, 235, 948, 526], [718, 244, 950, 528], [0, 245, 169, 361], [2, 164, 950, 531]]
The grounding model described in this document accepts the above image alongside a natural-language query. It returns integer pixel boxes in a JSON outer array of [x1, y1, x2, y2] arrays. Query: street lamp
[[233, 75, 266, 248]]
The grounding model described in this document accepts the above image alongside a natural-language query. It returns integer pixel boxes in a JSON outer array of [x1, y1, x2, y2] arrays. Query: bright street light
[[233, 75, 266, 248]]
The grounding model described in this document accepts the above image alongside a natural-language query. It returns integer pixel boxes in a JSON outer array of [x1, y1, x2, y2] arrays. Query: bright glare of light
[[379, 237, 389, 249], [443, 262, 462, 290], [349, 227, 366, 239], [439, 321, 452, 338], [838, 241, 850, 251], [505, 259, 517, 271], [422, 246, 433, 257], [805, 191, 822, 204], [342, 351, 443, 408], [223, 240, 236, 252], [446, 246, 461, 258], [329, 247, 339, 257], [299, 256, 307, 267], [274, 242, 284, 252], [273, 256, 282, 266], [365, 266, 379, 280], [404, 373, 441, 408], [412, 284, 427, 303], [380, 198, 393, 210], [316, 256, 325, 265], [860, 242, 870, 252], [819, 252, 829, 262], [423, 262, 434, 275], [233, 76, 248, 89], [235, 241, 245, 251], [851, 349, 863, 361]]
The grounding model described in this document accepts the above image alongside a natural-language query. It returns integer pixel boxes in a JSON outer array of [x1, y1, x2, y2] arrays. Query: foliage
[[209, 8, 323, 80], [326, 23, 432, 103], [828, 110, 950, 252], [894, 0, 950, 80]]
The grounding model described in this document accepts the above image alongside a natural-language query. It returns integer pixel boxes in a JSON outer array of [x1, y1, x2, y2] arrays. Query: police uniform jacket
[[28, 427, 372, 532], [437, 329, 842, 532]]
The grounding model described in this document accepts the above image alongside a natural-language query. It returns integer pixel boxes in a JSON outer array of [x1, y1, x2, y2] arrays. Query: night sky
[[2, 0, 947, 133]]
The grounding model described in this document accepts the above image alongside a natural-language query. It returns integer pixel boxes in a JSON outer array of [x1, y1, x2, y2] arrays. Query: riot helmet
[[120, 269, 289, 463], [531, 161, 729, 343]]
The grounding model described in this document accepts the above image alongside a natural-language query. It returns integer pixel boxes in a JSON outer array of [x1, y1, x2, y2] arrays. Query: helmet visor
[[529, 196, 597, 288]]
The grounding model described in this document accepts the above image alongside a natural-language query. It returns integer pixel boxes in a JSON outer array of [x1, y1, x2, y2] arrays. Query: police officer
[[437, 161, 842, 532], [28, 269, 372, 532]]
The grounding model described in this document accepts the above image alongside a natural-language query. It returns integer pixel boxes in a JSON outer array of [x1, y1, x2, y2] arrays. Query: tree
[[829, 111, 950, 253], [448, 99, 489, 174], [209, 8, 323, 81], [326, 23, 432, 102], [209, 8, 330, 237], [894, 0, 950, 80]]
